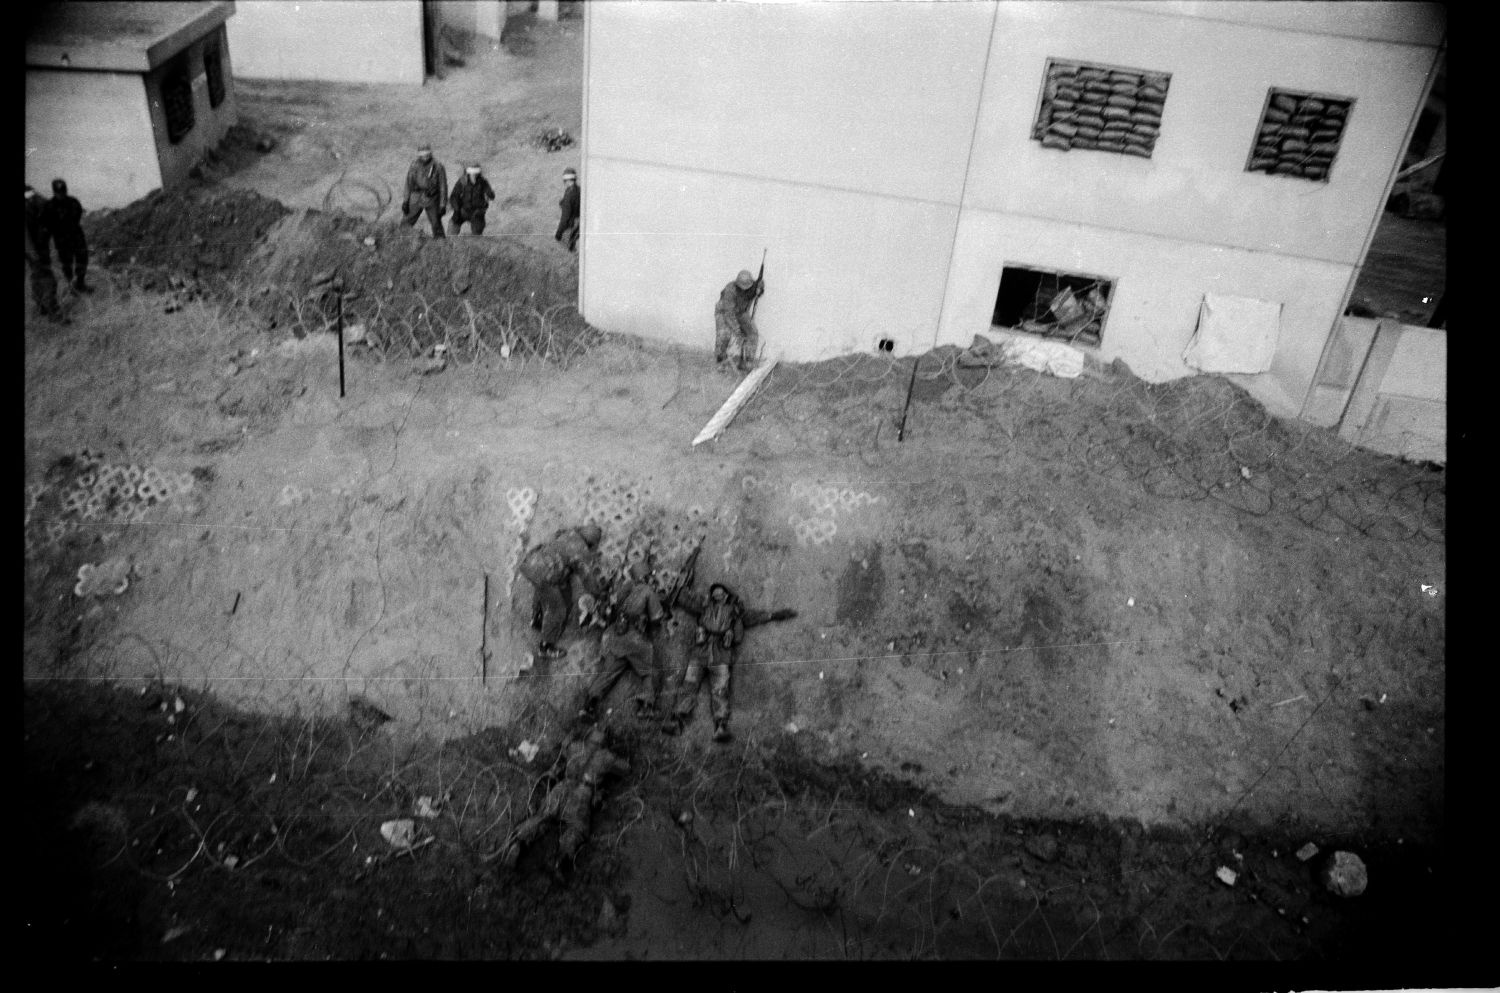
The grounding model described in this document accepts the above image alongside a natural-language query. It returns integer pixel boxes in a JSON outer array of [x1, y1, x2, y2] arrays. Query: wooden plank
[[692, 356, 780, 446]]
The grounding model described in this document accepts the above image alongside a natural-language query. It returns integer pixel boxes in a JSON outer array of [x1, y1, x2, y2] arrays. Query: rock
[[255, 137, 276, 153], [1320, 851, 1368, 897], [1024, 833, 1059, 862], [1215, 866, 1238, 886], [380, 819, 416, 849], [1295, 842, 1319, 862]]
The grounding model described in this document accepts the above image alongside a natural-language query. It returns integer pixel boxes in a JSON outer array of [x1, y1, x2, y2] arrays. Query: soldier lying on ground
[[500, 725, 629, 869], [662, 581, 796, 743], [580, 559, 671, 722], [519, 523, 603, 660]]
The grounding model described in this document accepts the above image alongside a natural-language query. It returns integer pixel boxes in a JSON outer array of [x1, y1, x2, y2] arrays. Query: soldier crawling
[[500, 725, 629, 869], [580, 558, 670, 722], [662, 581, 796, 743], [519, 523, 604, 660]]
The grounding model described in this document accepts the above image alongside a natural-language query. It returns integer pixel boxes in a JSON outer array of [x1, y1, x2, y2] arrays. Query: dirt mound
[[85, 186, 291, 293], [84, 185, 603, 363]]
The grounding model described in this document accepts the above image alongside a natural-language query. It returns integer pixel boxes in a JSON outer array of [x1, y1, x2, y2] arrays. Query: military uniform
[[402, 147, 448, 238], [43, 180, 89, 291], [584, 567, 670, 717], [519, 525, 603, 658], [664, 582, 795, 741], [501, 729, 629, 867], [24, 187, 60, 318], [448, 168, 496, 235], [714, 271, 763, 371]]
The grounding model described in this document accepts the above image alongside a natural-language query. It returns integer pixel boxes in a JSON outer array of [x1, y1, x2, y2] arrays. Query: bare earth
[[23, 17, 1457, 968]]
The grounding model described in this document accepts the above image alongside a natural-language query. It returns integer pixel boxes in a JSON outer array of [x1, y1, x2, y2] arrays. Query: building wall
[[581, 1, 1443, 414], [26, 69, 161, 210], [228, 0, 424, 85], [583, 0, 992, 359], [144, 23, 239, 194]]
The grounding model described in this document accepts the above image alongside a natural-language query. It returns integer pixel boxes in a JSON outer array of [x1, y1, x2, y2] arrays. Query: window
[[161, 57, 194, 143], [993, 265, 1114, 348], [1032, 59, 1169, 158], [204, 43, 226, 109], [1247, 89, 1353, 182]]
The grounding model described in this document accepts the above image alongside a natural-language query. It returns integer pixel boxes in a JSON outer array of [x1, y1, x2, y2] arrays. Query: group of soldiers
[[518, 522, 795, 745], [24, 179, 91, 322], [400, 142, 579, 251], [502, 520, 794, 871], [402, 142, 763, 367]]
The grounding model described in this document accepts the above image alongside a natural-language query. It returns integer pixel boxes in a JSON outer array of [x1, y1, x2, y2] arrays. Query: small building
[[227, 1, 557, 86], [26, 1, 238, 210], [579, 1, 1446, 426]]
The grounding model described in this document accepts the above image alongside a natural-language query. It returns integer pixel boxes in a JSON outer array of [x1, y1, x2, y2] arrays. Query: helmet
[[417, 143, 432, 158], [709, 582, 733, 601], [51, 178, 67, 195], [563, 168, 577, 181], [578, 524, 603, 547], [735, 270, 755, 290], [627, 559, 652, 582], [466, 163, 481, 174]]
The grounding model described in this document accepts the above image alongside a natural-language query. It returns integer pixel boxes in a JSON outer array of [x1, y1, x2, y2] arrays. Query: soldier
[[581, 559, 671, 721], [401, 142, 448, 239], [554, 167, 579, 252], [500, 725, 629, 869], [518, 523, 604, 660], [44, 179, 90, 293], [714, 268, 764, 373], [24, 184, 61, 321], [662, 581, 796, 743], [448, 162, 496, 236]]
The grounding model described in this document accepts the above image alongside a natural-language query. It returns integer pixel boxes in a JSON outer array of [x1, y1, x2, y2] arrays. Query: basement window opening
[[161, 57, 195, 144], [1032, 58, 1169, 158], [1246, 88, 1353, 182], [992, 265, 1113, 348], [205, 44, 226, 109]]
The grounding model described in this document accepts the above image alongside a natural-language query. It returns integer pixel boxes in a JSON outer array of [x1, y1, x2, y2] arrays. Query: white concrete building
[[579, 1, 1445, 421], [26, 1, 238, 210]]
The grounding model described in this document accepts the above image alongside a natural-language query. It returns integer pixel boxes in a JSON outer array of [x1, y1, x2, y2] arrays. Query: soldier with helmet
[[714, 267, 765, 372], [580, 558, 671, 721], [519, 523, 604, 660], [662, 580, 796, 743]]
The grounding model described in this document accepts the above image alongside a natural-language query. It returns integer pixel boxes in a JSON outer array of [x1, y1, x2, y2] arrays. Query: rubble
[[1320, 850, 1368, 897]]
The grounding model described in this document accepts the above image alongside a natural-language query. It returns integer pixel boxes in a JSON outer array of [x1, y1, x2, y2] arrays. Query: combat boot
[[712, 720, 732, 744]]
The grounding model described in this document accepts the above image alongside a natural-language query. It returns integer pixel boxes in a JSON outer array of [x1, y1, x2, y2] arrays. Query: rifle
[[665, 539, 703, 612], [748, 248, 767, 320]]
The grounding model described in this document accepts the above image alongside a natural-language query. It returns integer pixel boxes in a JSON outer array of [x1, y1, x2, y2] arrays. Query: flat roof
[[27, 2, 235, 73]]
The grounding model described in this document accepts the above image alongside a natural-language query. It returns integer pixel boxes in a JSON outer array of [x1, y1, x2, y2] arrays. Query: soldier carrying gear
[[662, 581, 796, 743], [500, 725, 629, 869], [714, 268, 764, 373], [24, 184, 61, 320], [519, 523, 604, 660], [581, 558, 671, 722], [555, 167, 580, 253], [44, 179, 90, 293], [401, 142, 448, 239], [448, 163, 496, 236]]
